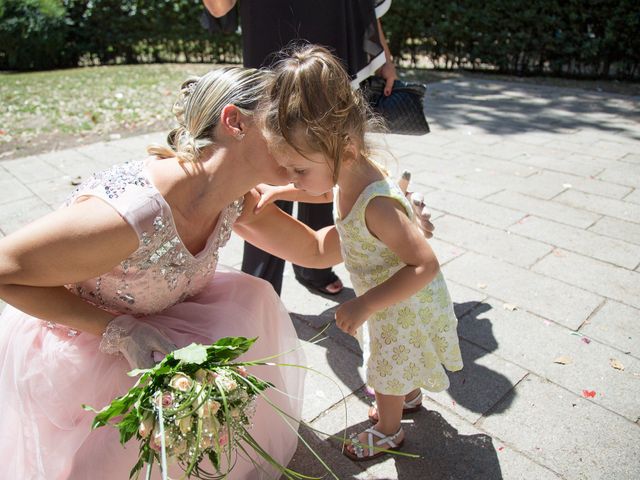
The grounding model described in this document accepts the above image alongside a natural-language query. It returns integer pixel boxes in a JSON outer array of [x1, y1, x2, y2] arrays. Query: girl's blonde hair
[[258, 44, 378, 181], [148, 67, 267, 163]]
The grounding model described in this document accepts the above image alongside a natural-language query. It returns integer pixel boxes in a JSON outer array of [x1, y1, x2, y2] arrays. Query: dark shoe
[[295, 271, 344, 295]]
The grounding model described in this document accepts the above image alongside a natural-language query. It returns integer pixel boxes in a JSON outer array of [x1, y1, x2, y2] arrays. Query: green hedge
[[1, 0, 638, 79], [383, 0, 640, 79], [0, 0, 241, 70], [0, 0, 68, 70]]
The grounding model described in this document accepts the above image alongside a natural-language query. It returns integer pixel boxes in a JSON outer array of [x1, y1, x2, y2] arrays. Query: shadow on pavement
[[447, 301, 515, 416], [427, 79, 640, 141]]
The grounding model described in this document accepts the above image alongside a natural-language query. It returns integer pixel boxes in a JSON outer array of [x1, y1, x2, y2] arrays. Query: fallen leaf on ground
[[581, 390, 596, 398], [503, 303, 518, 311], [581, 337, 591, 344], [554, 355, 573, 365], [609, 358, 625, 371]]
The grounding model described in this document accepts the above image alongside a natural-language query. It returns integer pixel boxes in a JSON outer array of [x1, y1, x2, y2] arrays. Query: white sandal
[[344, 426, 404, 461], [368, 390, 423, 422]]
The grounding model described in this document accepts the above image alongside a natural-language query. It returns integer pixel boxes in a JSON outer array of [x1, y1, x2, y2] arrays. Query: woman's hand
[[335, 297, 373, 337], [398, 171, 435, 239], [376, 19, 399, 96], [378, 60, 399, 96], [100, 315, 177, 369]]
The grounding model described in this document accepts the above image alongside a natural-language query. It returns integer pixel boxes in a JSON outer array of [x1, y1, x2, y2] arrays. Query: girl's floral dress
[[335, 177, 463, 395]]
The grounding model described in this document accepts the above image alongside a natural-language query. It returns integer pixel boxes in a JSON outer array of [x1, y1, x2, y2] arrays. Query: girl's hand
[[254, 183, 287, 213], [335, 297, 373, 337]]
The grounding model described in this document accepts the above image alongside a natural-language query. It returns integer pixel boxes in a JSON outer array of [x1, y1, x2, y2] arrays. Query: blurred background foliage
[[0, 0, 638, 79]]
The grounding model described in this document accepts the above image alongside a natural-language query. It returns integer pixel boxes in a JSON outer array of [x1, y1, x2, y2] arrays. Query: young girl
[[256, 45, 464, 460]]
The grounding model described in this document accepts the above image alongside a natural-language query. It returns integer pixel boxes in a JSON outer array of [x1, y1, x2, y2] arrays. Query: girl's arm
[[202, 0, 237, 17], [335, 197, 439, 336], [253, 183, 332, 213], [0, 197, 139, 335], [234, 190, 342, 268]]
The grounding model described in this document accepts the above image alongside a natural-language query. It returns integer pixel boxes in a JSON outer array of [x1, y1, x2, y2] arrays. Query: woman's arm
[[0, 197, 139, 335], [376, 19, 399, 96], [335, 197, 439, 336], [202, 0, 237, 17], [234, 190, 342, 268]]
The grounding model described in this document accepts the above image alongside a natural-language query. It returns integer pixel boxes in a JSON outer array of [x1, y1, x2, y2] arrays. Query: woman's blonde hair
[[148, 67, 268, 163], [258, 44, 378, 182]]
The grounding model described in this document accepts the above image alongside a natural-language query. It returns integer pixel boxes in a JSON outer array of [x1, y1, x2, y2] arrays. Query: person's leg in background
[[293, 202, 343, 295], [241, 200, 293, 296]]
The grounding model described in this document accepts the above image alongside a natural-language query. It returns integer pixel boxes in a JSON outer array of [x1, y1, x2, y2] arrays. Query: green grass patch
[[0, 63, 227, 158]]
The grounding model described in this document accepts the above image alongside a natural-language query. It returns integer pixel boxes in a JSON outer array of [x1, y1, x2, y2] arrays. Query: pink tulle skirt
[[0, 270, 305, 480]]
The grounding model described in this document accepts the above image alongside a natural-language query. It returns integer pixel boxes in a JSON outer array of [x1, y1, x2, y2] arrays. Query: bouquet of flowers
[[84, 337, 279, 480]]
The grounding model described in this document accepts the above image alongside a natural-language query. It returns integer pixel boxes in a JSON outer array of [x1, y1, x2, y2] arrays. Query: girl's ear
[[219, 104, 246, 139]]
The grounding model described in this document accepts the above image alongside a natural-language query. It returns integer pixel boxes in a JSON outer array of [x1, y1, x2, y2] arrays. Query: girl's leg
[[373, 391, 405, 436], [367, 388, 422, 423]]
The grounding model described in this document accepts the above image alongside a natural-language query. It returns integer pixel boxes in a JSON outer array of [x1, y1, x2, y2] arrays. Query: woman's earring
[[235, 132, 246, 141]]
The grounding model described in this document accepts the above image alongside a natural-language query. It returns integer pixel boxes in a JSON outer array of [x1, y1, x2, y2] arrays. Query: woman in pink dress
[[0, 67, 343, 479]]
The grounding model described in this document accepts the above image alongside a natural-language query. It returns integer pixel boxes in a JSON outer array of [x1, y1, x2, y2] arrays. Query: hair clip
[[186, 82, 198, 95]]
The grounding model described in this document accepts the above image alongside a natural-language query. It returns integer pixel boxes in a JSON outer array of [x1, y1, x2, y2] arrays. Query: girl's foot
[[344, 426, 404, 461], [368, 389, 423, 423]]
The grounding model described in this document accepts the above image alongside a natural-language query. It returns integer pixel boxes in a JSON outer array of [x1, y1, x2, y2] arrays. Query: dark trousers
[[241, 201, 336, 296]]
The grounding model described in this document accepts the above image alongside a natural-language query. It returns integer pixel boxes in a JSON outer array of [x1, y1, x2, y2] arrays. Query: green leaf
[[206, 337, 257, 362], [173, 343, 208, 364], [117, 412, 142, 445], [207, 449, 220, 471]]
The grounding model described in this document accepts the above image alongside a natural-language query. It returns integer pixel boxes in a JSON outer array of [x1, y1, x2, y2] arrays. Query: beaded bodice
[[63, 160, 243, 317]]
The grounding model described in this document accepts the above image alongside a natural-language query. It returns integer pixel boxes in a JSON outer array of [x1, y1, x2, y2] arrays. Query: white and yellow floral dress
[[335, 177, 463, 395]]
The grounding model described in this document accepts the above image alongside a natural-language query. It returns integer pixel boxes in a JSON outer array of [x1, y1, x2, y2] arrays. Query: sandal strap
[[366, 427, 403, 449], [404, 391, 423, 408]]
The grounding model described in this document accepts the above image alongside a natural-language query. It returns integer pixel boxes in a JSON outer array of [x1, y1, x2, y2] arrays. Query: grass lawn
[[1, 63, 638, 160], [0, 63, 222, 159]]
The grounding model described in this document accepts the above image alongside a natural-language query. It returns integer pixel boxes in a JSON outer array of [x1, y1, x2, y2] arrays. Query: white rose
[[169, 373, 193, 392]]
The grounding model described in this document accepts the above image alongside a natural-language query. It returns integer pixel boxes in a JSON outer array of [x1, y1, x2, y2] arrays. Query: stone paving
[[0, 76, 639, 479]]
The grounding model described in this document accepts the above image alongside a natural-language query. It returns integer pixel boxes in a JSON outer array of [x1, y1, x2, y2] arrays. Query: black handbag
[[362, 76, 430, 135]]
